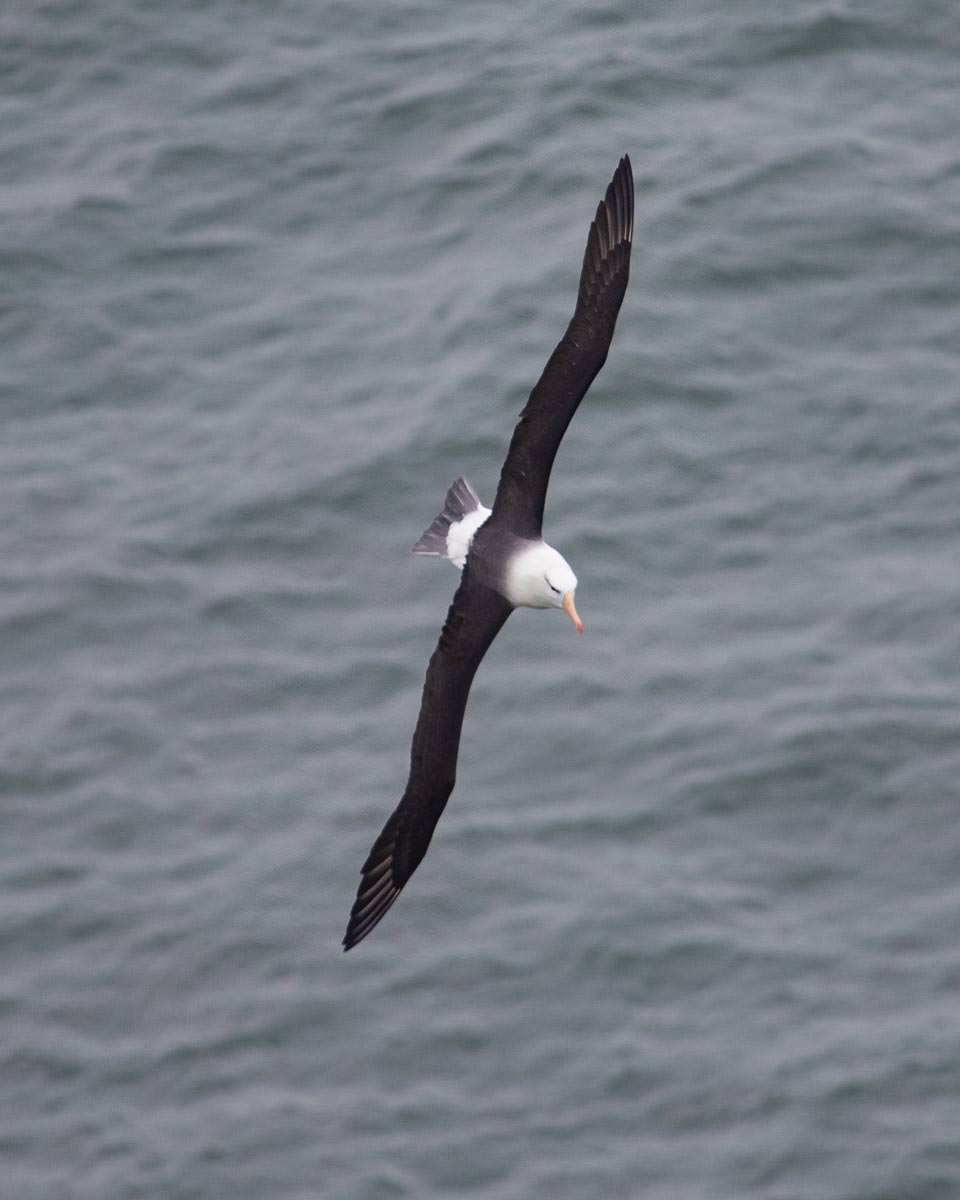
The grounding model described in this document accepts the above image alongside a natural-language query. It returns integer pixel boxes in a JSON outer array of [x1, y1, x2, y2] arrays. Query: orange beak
[[562, 591, 584, 635]]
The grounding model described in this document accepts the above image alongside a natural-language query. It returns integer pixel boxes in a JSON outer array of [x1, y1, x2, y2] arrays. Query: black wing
[[491, 155, 634, 538], [343, 569, 512, 950]]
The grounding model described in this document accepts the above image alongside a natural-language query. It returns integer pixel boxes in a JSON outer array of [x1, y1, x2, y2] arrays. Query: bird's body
[[413, 475, 576, 613], [344, 157, 634, 950]]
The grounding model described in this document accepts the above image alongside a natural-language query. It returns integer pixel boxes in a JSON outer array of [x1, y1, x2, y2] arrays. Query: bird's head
[[506, 542, 583, 634], [544, 553, 583, 634]]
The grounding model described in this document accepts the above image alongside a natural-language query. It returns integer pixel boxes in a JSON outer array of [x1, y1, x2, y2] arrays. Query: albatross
[[343, 156, 634, 950]]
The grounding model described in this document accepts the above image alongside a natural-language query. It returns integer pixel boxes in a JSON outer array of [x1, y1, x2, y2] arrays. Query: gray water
[[3, 2, 960, 1197]]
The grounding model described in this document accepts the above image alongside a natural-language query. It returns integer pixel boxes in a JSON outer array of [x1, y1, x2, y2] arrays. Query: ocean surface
[[3, 2, 960, 1197]]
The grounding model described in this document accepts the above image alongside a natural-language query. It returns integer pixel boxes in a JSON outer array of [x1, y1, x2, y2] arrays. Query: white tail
[[412, 477, 491, 569]]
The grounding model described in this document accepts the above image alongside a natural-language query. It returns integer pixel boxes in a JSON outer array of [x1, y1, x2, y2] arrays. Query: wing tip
[[343, 859, 402, 950], [607, 153, 635, 246], [342, 884, 400, 950], [343, 795, 420, 951], [577, 154, 635, 306]]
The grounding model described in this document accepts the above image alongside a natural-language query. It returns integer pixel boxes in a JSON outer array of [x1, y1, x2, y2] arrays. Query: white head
[[504, 541, 584, 634]]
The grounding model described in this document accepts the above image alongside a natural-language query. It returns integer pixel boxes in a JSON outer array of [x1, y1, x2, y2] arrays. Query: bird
[[343, 156, 634, 950]]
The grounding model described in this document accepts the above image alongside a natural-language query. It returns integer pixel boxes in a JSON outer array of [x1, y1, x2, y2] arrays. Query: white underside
[[444, 505, 492, 569]]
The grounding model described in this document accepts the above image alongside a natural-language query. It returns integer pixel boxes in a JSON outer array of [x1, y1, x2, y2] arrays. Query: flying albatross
[[343, 156, 634, 950]]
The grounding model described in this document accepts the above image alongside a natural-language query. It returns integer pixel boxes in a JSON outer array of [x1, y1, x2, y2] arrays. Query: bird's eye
[[546, 580, 561, 595]]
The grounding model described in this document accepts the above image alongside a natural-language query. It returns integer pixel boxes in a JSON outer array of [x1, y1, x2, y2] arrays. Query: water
[[3, 2, 960, 1196]]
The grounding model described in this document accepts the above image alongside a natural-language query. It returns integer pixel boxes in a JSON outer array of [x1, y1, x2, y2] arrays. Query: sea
[[2, 2, 959, 1197]]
